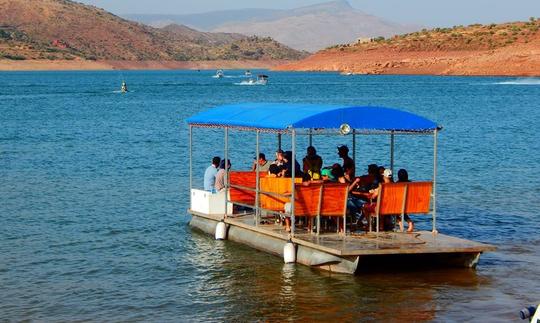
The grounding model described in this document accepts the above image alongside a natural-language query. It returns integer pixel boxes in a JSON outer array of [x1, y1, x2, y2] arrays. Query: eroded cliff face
[[276, 21, 540, 76]]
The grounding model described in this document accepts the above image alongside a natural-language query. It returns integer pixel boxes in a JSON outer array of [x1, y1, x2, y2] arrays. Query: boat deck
[[189, 210, 496, 257]]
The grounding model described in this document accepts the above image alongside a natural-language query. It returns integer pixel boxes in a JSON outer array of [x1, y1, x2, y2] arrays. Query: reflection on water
[[1, 71, 539, 321]]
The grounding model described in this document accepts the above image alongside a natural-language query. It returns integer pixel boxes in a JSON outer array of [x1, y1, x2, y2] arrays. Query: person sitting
[[302, 146, 323, 180], [396, 168, 415, 232], [330, 163, 347, 183], [361, 168, 394, 231], [267, 164, 284, 177], [203, 156, 221, 192], [251, 153, 271, 172], [320, 166, 335, 181], [349, 163, 379, 199], [282, 151, 303, 178], [272, 149, 285, 168], [337, 145, 355, 182], [214, 159, 231, 192]]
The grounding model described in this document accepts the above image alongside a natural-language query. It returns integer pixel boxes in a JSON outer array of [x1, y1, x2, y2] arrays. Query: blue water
[[1, 70, 539, 321]]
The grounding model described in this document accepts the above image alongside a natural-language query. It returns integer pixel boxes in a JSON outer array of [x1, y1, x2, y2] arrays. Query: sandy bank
[[275, 41, 540, 76], [0, 59, 293, 71]]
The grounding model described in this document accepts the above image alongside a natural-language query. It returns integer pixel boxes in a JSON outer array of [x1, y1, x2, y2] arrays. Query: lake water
[[1, 70, 539, 321]]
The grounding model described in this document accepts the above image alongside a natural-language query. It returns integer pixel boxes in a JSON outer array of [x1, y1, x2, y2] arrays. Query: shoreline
[[0, 57, 538, 76], [0, 59, 293, 71]]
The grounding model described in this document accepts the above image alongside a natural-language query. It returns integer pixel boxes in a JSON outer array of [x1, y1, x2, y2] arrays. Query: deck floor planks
[[190, 210, 495, 257]]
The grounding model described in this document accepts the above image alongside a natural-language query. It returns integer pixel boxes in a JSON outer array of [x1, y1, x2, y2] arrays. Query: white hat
[[383, 169, 392, 178]]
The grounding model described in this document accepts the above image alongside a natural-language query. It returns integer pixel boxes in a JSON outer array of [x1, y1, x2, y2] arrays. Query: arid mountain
[[277, 20, 540, 76], [126, 0, 420, 52], [0, 0, 305, 61]]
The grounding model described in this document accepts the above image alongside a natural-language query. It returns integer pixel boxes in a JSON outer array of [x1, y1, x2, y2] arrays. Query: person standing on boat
[[302, 146, 323, 180], [203, 156, 221, 192], [251, 153, 271, 172], [214, 159, 231, 192], [337, 145, 355, 182]]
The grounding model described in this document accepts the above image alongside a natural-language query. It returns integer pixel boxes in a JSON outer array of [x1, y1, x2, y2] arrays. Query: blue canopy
[[187, 103, 439, 133]]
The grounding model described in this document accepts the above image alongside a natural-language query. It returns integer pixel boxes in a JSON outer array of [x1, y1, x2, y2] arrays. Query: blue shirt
[[204, 165, 218, 191]]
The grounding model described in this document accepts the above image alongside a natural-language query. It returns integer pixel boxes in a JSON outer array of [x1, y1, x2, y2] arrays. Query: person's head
[[367, 164, 378, 176], [321, 167, 334, 181], [397, 169, 409, 182], [268, 164, 281, 176], [331, 163, 344, 178], [212, 156, 221, 167], [378, 166, 386, 175], [306, 146, 316, 156], [219, 159, 231, 170], [276, 149, 284, 161], [382, 168, 393, 183], [337, 145, 349, 158], [283, 151, 292, 163], [257, 153, 266, 164]]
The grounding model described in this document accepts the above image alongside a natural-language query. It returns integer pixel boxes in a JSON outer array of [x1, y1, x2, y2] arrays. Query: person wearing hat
[[337, 145, 355, 182], [361, 168, 394, 231]]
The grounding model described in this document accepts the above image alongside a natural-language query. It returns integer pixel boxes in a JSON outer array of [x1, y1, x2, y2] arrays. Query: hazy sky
[[79, 0, 540, 27]]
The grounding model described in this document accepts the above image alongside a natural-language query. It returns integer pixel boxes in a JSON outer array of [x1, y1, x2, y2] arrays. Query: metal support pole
[[189, 126, 193, 193], [278, 133, 282, 150], [432, 129, 438, 234], [291, 130, 296, 237], [308, 129, 312, 147], [352, 130, 356, 164], [255, 130, 260, 226], [224, 127, 229, 218], [390, 131, 395, 175]]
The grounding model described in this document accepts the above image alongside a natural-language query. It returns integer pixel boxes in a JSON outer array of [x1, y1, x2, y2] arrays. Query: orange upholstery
[[229, 171, 264, 205], [377, 181, 433, 216], [378, 183, 407, 215], [404, 182, 433, 214], [318, 183, 348, 217], [259, 177, 301, 211], [293, 183, 348, 217]]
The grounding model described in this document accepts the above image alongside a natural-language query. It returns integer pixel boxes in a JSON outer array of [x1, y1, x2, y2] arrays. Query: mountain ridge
[[125, 0, 420, 52], [0, 0, 305, 62]]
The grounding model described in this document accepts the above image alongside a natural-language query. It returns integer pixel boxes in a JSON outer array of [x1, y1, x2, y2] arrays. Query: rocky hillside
[[126, 0, 420, 52], [277, 20, 540, 76], [0, 0, 305, 61]]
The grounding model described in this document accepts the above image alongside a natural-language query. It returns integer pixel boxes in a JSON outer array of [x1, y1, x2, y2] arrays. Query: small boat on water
[[238, 74, 268, 86], [120, 81, 128, 93], [340, 71, 353, 76], [186, 103, 495, 274], [213, 69, 224, 78], [244, 70, 252, 77]]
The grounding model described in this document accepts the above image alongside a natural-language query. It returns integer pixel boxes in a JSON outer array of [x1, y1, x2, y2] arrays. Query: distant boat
[[121, 81, 128, 93], [212, 69, 224, 78], [238, 74, 268, 86], [340, 71, 353, 76], [244, 70, 252, 77]]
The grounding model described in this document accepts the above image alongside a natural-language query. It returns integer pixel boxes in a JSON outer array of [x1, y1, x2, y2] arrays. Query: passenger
[[362, 168, 394, 231], [320, 166, 335, 181], [214, 159, 231, 192], [272, 149, 285, 168], [251, 153, 271, 172], [282, 151, 303, 178], [203, 156, 221, 192], [267, 164, 284, 177], [396, 168, 415, 232], [349, 163, 379, 197], [330, 163, 347, 183], [337, 145, 355, 182], [302, 146, 323, 180]]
